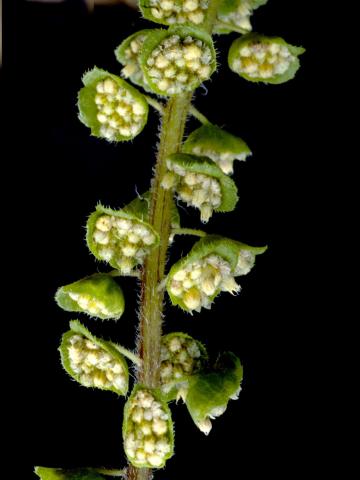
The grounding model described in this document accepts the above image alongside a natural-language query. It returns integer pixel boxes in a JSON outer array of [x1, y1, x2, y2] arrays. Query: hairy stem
[[127, 4, 222, 479], [127, 94, 191, 480]]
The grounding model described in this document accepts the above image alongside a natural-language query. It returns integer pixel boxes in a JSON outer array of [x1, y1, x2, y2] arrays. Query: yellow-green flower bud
[[167, 235, 267, 313], [140, 0, 209, 28], [78, 67, 149, 141], [55, 274, 125, 321], [140, 27, 216, 96], [161, 153, 238, 223], [228, 33, 305, 84], [160, 332, 208, 400], [59, 320, 129, 395], [123, 386, 174, 468], [86, 204, 159, 274]]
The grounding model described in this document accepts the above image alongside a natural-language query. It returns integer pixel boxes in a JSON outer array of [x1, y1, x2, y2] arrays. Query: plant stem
[[171, 227, 207, 237], [127, 94, 192, 480], [127, 5, 222, 479], [145, 95, 211, 125]]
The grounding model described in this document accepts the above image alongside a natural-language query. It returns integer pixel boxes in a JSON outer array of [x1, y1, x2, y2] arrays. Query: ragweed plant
[[35, 1, 304, 479]]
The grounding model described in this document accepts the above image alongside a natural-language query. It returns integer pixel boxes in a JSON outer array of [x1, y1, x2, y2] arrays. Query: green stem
[[113, 345, 142, 367], [214, 21, 248, 34], [94, 468, 127, 477], [145, 95, 211, 125], [172, 227, 207, 237], [127, 5, 222, 480], [188, 105, 211, 125]]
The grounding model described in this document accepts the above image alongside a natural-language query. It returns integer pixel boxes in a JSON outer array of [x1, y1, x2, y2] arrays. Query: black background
[[6, 0, 327, 478]]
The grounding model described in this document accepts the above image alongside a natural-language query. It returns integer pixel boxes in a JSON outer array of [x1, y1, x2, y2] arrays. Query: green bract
[[86, 203, 159, 274], [123, 385, 174, 468], [214, 0, 268, 35], [34, 467, 106, 480], [183, 124, 251, 174], [140, 0, 209, 27], [228, 33, 305, 84], [59, 320, 129, 395], [166, 234, 267, 313], [78, 67, 149, 141], [185, 352, 243, 434], [115, 29, 153, 90], [140, 26, 216, 96], [55, 274, 125, 321], [123, 191, 181, 230], [161, 153, 238, 223], [160, 332, 208, 401]]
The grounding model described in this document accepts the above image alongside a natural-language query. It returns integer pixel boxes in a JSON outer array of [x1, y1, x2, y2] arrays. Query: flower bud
[[228, 33, 305, 84], [160, 332, 207, 400], [140, 0, 209, 27], [55, 274, 125, 321], [59, 320, 129, 395], [166, 235, 267, 313], [140, 26, 216, 95], [162, 153, 238, 223], [115, 29, 153, 90], [123, 386, 174, 468], [183, 124, 251, 174], [86, 204, 159, 274], [214, 0, 268, 35], [78, 67, 149, 141], [185, 352, 243, 435]]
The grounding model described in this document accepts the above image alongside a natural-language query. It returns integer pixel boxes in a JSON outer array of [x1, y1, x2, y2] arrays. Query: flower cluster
[[115, 29, 152, 89], [160, 332, 207, 399], [55, 274, 125, 320], [215, 0, 268, 34], [87, 205, 159, 274], [123, 387, 174, 468], [167, 235, 267, 313], [141, 27, 216, 95], [78, 67, 148, 141], [140, 0, 209, 27], [161, 153, 238, 223], [229, 33, 305, 83], [183, 123, 251, 174], [60, 321, 128, 395]]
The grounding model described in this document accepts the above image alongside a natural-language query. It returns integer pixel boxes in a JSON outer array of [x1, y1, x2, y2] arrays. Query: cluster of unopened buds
[[123, 387, 174, 468], [160, 333, 207, 399], [161, 153, 238, 222], [229, 33, 305, 83], [87, 205, 159, 274], [61, 321, 129, 395], [167, 235, 266, 312], [142, 0, 209, 26]]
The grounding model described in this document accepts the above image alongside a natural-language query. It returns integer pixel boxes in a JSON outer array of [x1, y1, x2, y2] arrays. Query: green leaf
[[214, 0, 268, 35], [86, 203, 159, 274], [183, 124, 251, 174], [166, 234, 267, 313], [78, 67, 149, 141], [228, 33, 305, 84], [160, 332, 208, 401], [162, 153, 238, 223], [185, 352, 243, 434], [140, 0, 209, 28], [123, 191, 181, 229], [59, 320, 129, 395], [123, 385, 174, 468], [55, 274, 125, 321], [140, 26, 216, 96], [34, 467, 106, 480], [115, 30, 154, 91]]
